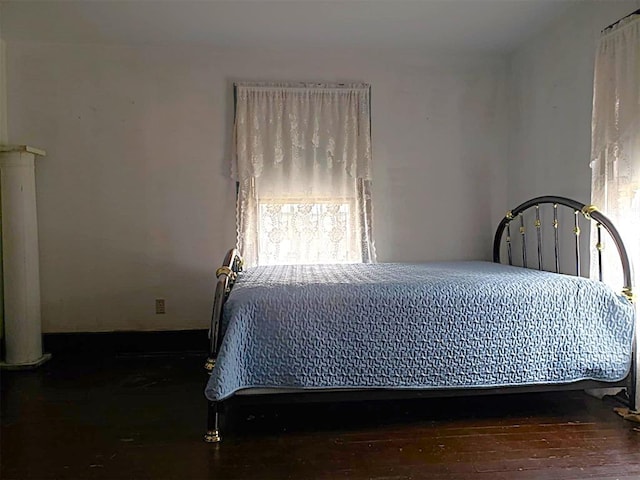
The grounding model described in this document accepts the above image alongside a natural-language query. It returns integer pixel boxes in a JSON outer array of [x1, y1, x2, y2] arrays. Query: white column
[[0, 145, 50, 368]]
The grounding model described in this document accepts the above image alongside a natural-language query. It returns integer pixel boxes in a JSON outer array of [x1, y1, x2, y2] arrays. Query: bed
[[203, 196, 637, 443]]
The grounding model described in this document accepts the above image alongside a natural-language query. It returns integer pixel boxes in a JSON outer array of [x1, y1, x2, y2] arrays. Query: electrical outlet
[[155, 298, 165, 314]]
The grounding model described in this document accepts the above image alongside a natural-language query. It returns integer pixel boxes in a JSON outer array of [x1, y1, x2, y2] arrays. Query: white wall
[[6, 43, 508, 332], [0, 0, 6, 144], [1, 15, 7, 338], [0, 38, 6, 144], [508, 0, 640, 207]]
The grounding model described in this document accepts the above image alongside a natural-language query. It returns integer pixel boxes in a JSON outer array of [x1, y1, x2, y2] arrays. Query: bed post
[[631, 330, 638, 412], [204, 248, 243, 443]]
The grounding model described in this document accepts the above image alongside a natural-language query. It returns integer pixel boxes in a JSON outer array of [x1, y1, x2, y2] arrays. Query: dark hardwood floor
[[2, 352, 639, 479]]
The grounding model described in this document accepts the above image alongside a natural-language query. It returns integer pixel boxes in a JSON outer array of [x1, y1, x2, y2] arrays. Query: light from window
[[257, 199, 356, 265]]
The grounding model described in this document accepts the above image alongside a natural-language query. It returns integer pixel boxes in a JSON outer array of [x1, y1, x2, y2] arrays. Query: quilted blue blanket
[[205, 261, 635, 401]]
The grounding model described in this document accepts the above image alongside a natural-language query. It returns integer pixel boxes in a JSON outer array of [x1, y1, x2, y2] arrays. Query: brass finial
[[204, 358, 216, 372], [216, 266, 233, 278], [581, 204, 599, 219]]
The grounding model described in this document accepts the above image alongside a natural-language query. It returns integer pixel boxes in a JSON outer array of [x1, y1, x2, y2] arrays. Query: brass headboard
[[493, 195, 634, 303]]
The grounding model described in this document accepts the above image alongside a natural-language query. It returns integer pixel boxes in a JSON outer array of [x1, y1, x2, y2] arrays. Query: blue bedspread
[[205, 262, 635, 401]]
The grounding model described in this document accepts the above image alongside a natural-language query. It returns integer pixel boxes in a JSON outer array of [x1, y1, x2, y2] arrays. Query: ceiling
[[0, 0, 580, 54]]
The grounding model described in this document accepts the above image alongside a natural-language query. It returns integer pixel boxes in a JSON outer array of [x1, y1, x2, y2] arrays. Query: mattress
[[205, 261, 635, 401]]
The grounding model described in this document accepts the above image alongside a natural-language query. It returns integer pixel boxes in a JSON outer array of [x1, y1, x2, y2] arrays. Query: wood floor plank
[[2, 354, 639, 480]]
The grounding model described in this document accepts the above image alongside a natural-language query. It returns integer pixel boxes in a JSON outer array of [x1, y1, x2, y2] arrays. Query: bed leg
[[629, 332, 639, 413], [630, 354, 638, 413], [205, 401, 221, 443]]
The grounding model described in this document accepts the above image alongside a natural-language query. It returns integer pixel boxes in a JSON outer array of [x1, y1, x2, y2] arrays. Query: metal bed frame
[[204, 195, 637, 443]]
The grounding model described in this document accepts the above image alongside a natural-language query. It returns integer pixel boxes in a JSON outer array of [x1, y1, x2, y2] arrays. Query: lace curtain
[[590, 14, 640, 289], [589, 14, 639, 408], [233, 83, 376, 266]]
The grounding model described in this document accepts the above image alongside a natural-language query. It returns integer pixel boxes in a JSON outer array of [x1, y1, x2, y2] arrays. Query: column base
[[0, 353, 52, 370]]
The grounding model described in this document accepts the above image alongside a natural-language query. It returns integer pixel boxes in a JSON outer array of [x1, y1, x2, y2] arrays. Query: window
[[232, 83, 375, 266], [258, 199, 355, 265]]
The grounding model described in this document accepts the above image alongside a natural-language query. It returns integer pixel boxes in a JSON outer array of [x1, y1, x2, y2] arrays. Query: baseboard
[[43, 329, 209, 356]]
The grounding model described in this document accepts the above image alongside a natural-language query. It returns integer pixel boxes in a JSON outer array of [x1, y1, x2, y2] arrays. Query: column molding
[[0, 145, 50, 368]]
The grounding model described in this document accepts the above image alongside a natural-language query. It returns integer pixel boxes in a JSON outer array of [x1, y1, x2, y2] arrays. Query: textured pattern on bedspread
[[205, 262, 635, 401]]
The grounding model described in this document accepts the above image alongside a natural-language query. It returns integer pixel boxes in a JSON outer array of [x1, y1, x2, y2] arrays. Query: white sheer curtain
[[233, 83, 376, 266], [590, 13, 640, 290], [589, 13, 639, 409]]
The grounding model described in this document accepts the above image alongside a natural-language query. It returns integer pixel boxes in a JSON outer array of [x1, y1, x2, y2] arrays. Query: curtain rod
[[234, 82, 370, 91], [602, 8, 640, 32]]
